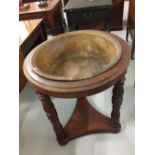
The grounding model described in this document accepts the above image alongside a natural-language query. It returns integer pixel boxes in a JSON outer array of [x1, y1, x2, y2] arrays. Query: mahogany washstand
[[23, 30, 131, 145]]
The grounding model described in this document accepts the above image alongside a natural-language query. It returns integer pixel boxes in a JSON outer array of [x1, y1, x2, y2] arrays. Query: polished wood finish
[[110, 0, 124, 30], [37, 83, 124, 145], [19, 19, 47, 56], [19, 19, 47, 91], [127, 0, 135, 30], [64, 98, 120, 143], [23, 31, 131, 145], [19, 0, 63, 34], [24, 33, 130, 98], [126, 0, 135, 59]]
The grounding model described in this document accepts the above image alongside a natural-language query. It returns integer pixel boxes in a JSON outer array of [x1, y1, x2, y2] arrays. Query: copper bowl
[[31, 30, 122, 81]]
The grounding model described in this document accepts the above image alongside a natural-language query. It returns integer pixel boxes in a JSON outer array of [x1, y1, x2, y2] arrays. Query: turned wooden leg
[[111, 76, 126, 129], [37, 94, 67, 145]]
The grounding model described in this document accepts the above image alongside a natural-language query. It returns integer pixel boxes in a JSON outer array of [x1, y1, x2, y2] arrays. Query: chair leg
[[126, 27, 129, 42], [131, 37, 135, 59]]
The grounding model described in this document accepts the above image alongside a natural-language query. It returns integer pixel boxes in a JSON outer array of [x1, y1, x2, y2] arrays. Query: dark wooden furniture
[[19, 0, 63, 34], [110, 0, 124, 30], [126, 0, 135, 59], [64, 0, 124, 31], [64, 0, 113, 31], [23, 31, 131, 145], [19, 19, 47, 92]]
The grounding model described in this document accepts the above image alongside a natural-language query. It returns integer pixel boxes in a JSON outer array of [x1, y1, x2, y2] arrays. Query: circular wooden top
[[23, 31, 131, 98]]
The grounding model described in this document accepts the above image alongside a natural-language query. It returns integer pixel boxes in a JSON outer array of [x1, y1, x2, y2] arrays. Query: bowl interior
[[31, 31, 122, 81]]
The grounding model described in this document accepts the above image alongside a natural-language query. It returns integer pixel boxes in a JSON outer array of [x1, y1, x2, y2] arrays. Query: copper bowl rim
[[30, 30, 122, 81]]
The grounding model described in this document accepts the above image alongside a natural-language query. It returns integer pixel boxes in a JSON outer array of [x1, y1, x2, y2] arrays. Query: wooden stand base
[[37, 76, 125, 145], [63, 98, 120, 144], [23, 31, 130, 146], [37, 76, 124, 145]]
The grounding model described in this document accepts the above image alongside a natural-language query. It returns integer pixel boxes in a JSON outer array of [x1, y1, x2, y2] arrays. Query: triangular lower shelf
[[63, 97, 120, 144]]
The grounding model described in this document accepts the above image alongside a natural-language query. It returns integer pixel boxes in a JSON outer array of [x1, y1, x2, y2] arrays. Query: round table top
[[23, 31, 131, 98]]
